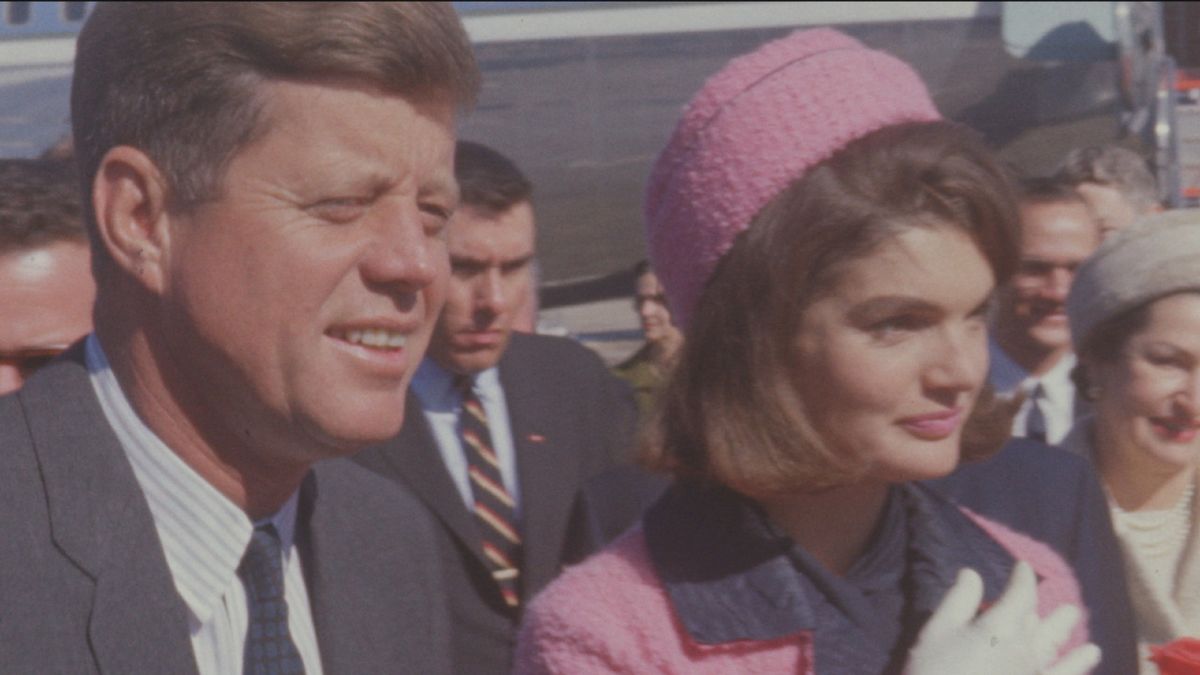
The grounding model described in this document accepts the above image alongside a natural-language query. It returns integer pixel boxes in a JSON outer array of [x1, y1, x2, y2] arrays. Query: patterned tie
[[239, 523, 305, 675], [1026, 382, 1048, 443], [458, 376, 523, 610]]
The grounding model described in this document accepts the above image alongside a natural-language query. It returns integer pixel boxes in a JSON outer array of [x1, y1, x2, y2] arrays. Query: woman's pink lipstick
[[898, 409, 963, 440], [1150, 417, 1200, 443]]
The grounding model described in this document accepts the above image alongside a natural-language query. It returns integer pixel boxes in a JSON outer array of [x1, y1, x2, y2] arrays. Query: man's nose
[[475, 269, 506, 313], [1043, 267, 1074, 300], [360, 203, 440, 290]]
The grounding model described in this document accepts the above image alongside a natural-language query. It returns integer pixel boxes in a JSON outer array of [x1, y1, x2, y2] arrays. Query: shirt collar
[[84, 334, 298, 624], [988, 339, 1077, 398], [411, 357, 501, 411]]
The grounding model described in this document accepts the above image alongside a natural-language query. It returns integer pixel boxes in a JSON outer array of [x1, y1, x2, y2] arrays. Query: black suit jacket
[[0, 348, 452, 674], [927, 439, 1138, 675], [355, 332, 637, 674]]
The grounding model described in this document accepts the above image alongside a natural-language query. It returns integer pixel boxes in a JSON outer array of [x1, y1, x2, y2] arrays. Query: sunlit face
[[794, 223, 995, 483], [0, 240, 95, 394], [635, 270, 680, 346], [428, 201, 535, 375], [1076, 182, 1140, 240], [160, 80, 454, 459], [995, 201, 1099, 359], [1091, 293, 1200, 476]]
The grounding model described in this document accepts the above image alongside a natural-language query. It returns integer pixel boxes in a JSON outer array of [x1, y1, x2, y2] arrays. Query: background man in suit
[[0, 4, 479, 673], [1056, 144, 1162, 239], [357, 140, 638, 674], [0, 158, 92, 394], [989, 177, 1101, 445]]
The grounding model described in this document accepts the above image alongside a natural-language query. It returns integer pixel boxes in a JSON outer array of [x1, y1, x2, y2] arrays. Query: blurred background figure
[[1057, 145, 1162, 240], [990, 177, 1101, 444], [612, 260, 682, 417], [1065, 210, 1200, 673], [0, 157, 91, 395]]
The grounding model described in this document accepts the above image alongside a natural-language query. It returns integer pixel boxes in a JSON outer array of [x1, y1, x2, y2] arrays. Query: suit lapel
[[23, 350, 197, 675], [299, 469, 391, 673], [375, 395, 486, 563], [500, 347, 582, 597]]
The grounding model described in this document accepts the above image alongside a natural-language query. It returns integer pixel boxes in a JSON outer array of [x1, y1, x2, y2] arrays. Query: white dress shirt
[[85, 335, 323, 675], [988, 339, 1078, 445], [410, 358, 522, 517]]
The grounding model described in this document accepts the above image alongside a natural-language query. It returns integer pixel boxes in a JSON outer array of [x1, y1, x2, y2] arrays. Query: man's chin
[[444, 344, 505, 374], [1026, 324, 1072, 353]]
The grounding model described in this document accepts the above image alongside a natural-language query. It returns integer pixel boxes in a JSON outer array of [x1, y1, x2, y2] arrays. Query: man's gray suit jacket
[[0, 348, 452, 674], [355, 331, 638, 674]]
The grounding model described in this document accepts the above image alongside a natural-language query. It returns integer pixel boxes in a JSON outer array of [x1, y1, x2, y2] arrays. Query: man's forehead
[[251, 79, 457, 186], [448, 203, 534, 250]]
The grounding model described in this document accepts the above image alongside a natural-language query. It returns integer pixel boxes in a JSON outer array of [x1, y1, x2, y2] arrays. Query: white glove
[[904, 561, 1102, 675]]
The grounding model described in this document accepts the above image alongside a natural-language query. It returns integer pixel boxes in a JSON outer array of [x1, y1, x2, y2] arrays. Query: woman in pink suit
[[515, 28, 1100, 675]]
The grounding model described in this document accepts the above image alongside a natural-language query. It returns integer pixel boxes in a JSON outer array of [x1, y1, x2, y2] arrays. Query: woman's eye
[[1147, 353, 1189, 371], [870, 315, 925, 337]]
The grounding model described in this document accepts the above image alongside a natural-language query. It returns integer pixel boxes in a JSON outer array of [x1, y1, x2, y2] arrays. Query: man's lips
[[455, 329, 504, 348], [898, 409, 963, 440], [326, 322, 415, 377]]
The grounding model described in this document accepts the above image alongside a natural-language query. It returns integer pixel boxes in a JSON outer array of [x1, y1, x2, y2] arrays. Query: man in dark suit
[[356, 141, 638, 674], [0, 4, 479, 673]]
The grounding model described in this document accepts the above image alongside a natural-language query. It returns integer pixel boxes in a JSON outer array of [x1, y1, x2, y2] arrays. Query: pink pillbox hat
[[644, 28, 940, 330]]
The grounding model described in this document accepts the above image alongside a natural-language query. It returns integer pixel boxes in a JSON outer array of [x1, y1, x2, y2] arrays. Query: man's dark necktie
[[458, 377, 523, 610], [1026, 382, 1048, 443], [239, 523, 305, 675]]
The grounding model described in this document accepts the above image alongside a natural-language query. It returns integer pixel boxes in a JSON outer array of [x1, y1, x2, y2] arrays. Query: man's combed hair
[[455, 141, 533, 213], [0, 158, 84, 253], [1017, 175, 1088, 208], [72, 2, 480, 270], [641, 121, 1020, 496], [1056, 145, 1160, 212]]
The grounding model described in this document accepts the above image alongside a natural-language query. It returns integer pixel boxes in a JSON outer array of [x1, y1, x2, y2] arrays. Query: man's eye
[[310, 198, 368, 223]]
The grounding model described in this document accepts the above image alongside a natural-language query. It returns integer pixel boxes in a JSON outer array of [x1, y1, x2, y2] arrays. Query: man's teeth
[[340, 329, 406, 349]]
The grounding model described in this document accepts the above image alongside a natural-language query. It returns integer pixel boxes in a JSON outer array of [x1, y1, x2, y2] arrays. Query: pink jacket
[[514, 492, 1089, 674]]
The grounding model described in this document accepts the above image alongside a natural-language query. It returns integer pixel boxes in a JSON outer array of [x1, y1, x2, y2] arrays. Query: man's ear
[[91, 146, 174, 293]]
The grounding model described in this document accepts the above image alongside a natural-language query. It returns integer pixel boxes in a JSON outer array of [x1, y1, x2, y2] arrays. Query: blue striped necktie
[[239, 523, 305, 674], [457, 376, 523, 611]]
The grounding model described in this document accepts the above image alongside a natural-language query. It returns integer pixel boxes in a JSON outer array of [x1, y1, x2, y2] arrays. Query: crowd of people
[[1, 4, 1198, 675]]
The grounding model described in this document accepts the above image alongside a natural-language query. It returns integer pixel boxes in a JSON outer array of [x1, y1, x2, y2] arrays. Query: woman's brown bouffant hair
[[640, 121, 1021, 497]]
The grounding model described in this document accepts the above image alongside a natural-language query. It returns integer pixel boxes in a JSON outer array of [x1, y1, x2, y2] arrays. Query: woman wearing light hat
[[1064, 210, 1200, 673], [514, 28, 1099, 674]]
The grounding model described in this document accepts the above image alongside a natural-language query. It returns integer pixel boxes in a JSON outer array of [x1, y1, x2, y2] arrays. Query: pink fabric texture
[[643, 27, 940, 330], [514, 515, 1090, 674]]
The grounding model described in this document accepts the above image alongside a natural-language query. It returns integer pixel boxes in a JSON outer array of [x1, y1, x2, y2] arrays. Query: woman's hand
[[905, 561, 1102, 675]]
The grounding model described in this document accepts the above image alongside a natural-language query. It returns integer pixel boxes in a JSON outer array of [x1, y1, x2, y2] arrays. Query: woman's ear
[[91, 145, 173, 293]]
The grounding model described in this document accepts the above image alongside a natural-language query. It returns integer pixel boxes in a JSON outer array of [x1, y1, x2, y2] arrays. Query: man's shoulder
[[312, 457, 432, 524], [943, 438, 1094, 487], [927, 439, 1104, 549], [501, 332, 622, 392], [505, 331, 606, 366]]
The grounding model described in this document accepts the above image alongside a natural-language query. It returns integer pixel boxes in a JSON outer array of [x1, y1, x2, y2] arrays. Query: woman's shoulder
[[959, 506, 1090, 647], [514, 528, 678, 673], [530, 527, 663, 609], [515, 528, 812, 674]]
